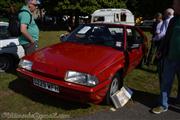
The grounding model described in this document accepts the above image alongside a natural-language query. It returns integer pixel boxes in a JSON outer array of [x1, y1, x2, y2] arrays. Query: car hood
[[28, 42, 124, 78]]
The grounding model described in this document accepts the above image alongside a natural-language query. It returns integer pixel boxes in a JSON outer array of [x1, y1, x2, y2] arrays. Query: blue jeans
[[159, 58, 180, 108]]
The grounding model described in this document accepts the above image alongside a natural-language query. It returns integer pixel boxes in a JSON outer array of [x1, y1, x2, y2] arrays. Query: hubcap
[[110, 77, 119, 96]]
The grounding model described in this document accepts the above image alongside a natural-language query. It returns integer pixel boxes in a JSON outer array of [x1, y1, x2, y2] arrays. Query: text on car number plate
[[33, 78, 59, 93]]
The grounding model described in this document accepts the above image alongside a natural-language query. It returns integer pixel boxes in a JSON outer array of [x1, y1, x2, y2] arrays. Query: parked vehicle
[[91, 8, 135, 26], [0, 22, 25, 71], [17, 23, 148, 104], [136, 19, 154, 32]]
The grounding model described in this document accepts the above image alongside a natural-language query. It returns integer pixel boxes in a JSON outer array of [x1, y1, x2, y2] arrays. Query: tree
[[127, 0, 173, 19], [0, 0, 174, 20], [0, 0, 24, 15], [43, 0, 127, 15]]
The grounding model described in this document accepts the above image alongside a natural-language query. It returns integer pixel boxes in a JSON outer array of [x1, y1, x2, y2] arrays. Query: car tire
[[0, 55, 13, 72], [105, 74, 123, 105]]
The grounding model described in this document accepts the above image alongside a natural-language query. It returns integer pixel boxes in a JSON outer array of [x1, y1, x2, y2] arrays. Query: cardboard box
[[111, 86, 133, 108]]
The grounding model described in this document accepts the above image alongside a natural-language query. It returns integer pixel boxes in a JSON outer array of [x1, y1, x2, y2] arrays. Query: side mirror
[[59, 33, 69, 42], [59, 34, 65, 42]]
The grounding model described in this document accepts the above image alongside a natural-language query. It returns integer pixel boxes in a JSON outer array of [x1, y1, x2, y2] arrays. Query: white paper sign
[[78, 26, 91, 34]]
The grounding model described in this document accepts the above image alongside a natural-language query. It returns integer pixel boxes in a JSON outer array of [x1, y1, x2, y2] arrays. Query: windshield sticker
[[78, 26, 91, 34], [109, 28, 123, 34], [126, 29, 132, 35], [116, 41, 122, 47]]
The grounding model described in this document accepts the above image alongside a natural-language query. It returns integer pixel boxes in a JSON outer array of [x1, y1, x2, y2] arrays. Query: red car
[[17, 23, 148, 104]]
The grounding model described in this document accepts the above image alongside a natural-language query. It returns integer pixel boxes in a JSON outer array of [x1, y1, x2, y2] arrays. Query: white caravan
[[91, 8, 135, 26]]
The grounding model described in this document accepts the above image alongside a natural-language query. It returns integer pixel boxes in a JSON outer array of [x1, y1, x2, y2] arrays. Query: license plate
[[33, 78, 59, 93]]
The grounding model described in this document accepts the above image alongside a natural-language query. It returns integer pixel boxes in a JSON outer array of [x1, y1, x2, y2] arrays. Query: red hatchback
[[17, 23, 148, 104]]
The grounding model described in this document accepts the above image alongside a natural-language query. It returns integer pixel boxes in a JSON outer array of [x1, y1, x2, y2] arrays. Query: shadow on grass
[[131, 88, 180, 113], [131, 89, 158, 108], [8, 78, 91, 110], [5, 68, 18, 76]]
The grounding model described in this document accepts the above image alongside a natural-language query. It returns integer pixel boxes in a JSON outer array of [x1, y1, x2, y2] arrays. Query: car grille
[[32, 70, 64, 81]]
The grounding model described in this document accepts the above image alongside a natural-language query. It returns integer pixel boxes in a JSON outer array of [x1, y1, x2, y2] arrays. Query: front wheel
[[105, 74, 123, 105]]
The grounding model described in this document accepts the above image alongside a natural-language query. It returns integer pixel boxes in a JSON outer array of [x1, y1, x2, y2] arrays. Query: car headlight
[[19, 59, 33, 71], [65, 71, 99, 87]]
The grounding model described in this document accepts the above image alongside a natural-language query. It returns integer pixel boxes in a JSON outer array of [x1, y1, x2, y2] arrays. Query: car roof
[[92, 9, 133, 16]]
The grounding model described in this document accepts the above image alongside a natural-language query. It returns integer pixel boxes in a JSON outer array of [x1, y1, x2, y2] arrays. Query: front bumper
[[17, 68, 110, 104]]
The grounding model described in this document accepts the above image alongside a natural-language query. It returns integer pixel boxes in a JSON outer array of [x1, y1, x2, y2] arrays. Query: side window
[[0, 25, 10, 39], [108, 27, 124, 48], [134, 29, 144, 44], [93, 16, 104, 22], [126, 28, 133, 48], [126, 28, 142, 49]]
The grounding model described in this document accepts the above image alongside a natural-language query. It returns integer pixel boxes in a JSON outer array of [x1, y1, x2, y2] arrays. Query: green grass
[[38, 31, 66, 48], [0, 31, 178, 119]]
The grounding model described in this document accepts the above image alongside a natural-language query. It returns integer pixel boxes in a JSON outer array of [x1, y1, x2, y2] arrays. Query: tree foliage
[[0, 0, 174, 19], [127, 0, 173, 19], [43, 0, 126, 15], [0, 0, 24, 15]]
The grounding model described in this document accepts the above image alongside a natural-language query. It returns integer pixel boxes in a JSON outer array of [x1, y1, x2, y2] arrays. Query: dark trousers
[[158, 58, 180, 108], [146, 40, 161, 65]]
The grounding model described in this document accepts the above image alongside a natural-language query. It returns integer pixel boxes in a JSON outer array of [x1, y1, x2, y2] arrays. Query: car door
[[125, 27, 144, 72]]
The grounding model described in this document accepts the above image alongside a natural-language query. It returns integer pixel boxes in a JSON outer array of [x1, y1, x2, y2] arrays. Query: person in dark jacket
[[152, 0, 180, 114]]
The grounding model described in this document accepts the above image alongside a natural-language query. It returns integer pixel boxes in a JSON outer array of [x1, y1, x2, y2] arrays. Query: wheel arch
[[0, 53, 19, 69]]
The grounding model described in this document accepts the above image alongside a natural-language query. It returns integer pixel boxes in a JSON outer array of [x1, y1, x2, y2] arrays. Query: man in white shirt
[[153, 8, 174, 41], [146, 13, 163, 65]]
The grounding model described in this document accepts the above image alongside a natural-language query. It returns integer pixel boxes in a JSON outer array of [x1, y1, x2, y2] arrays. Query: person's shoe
[[151, 106, 168, 114]]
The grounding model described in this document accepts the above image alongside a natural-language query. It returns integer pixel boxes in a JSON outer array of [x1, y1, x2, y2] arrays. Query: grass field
[[0, 31, 178, 119]]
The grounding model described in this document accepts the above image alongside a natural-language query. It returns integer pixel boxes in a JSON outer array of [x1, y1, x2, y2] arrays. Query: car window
[[0, 25, 11, 39], [108, 27, 124, 48], [65, 24, 124, 48], [126, 28, 143, 49]]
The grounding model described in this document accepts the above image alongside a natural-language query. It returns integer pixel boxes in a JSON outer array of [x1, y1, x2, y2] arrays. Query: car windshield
[[64, 24, 124, 48]]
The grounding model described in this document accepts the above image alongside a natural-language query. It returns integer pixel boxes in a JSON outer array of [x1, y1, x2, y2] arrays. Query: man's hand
[[20, 24, 34, 43]]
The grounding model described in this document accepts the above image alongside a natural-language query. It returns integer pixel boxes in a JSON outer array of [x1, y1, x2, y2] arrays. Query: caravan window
[[114, 14, 120, 22], [114, 13, 127, 22], [121, 13, 126, 21], [93, 16, 104, 22]]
